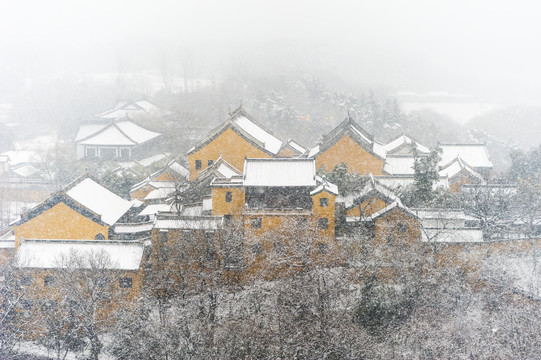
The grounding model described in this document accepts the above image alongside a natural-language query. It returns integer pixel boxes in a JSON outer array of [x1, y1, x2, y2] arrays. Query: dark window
[[100, 148, 116, 160], [44, 275, 56, 287], [120, 148, 130, 159], [319, 198, 329, 207], [251, 243, 262, 255], [160, 231, 168, 243], [208, 160, 214, 167], [318, 218, 329, 229], [297, 217, 308, 228], [318, 243, 328, 254], [195, 160, 202, 170], [86, 147, 96, 157], [274, 242, 284, 254], [95, 233, 105, 240], [397, 224, 407, 233], [224, 215, 232, 225], [20, 275, 32, 287], [251, 217, 262, 229], [225, 191, 232, 203], [119, 277, 133, 288], [20, 299, 33, 311]]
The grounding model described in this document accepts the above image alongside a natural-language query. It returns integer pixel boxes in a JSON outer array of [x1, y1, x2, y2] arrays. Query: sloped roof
[[243, 158, 316, 187], [9, 163, 43, 178], [370, 199, 417, 221], [339, 174, 399, 209], [65, 177, 133, 225], [130, 160, 188, 193], [197, 156, 242, 180], [16, 239, 144, 270], [75, 118, 161, 146], [96, 98, 165, 119], [439, 143, 493, 169], [308, 116, 386, 160], [310, 176, 339, 196], [279, 138, 307, 155], [154, 214, 223, 230], [137, 203, 173, 217], [374, 175, 450, 190], [384, 134, 430, 155], [439, 156, 485, 183], [144, 187, 175, 201], [187, 106, 283, 156], [12, 176, 132, 227]]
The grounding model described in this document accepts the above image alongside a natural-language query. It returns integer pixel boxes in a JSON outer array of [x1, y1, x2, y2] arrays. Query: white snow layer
[[66, 178, 132, 225]]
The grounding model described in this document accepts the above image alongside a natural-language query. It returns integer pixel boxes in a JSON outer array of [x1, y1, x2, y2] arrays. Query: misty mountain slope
[[468, 106, 541, 151]]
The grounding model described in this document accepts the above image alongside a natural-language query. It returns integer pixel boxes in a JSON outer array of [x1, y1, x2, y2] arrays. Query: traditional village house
[[129, 159, 189, 201], [277, 138, 307, 157], [96, 98, 171, 120], [7, 176, 146, 335], [307, 115, 386, 175], [11, 177, 133, 248], [438, 143, 493, 181], [187, 106, 287, 181], [74, 117, 162, 161], [438, 156, 485, 192], [14, 239, 145, 335], [210, 158, 339, 279]]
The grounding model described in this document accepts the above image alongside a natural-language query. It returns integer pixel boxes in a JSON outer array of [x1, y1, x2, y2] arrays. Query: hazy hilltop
[[467, 106, 541, 152]]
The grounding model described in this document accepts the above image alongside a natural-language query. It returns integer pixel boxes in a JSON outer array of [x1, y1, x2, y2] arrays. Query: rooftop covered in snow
[[16, 239, 145, 270], [243, 158, 316, 187]]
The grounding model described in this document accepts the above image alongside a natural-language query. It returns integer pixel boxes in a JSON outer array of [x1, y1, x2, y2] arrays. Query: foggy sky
[[2, 0, 541, 103]]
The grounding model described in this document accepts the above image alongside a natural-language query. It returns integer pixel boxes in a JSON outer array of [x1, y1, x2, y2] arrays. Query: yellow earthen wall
[[315, 134, 384, 175], [212, 187, 245, 216], [13, 202, 109, 248], [188, 128, 272, 180]]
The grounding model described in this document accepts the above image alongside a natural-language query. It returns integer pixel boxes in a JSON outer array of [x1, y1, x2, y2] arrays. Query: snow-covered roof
[[168, 161, 190, 179], [384, 134, 430, 155], [374, 175, 449, 190], [383, 155, 416, 175], [439, 143, 493, 169], [339, 174, 398, 209], [66, 178, 132, 225], [135, 153, 170, 167], [113, 222, 153, 234], [307, 145, 320, 158], [144, 187, 174, 201], [233, 116, 283, 154], [311, 176, 339, 196], [154, 215, 223, 230], [310, 116, 385, 160], [243, 158, 316, 187], [372, 142, 387, 159], [188, 107, 284, 156], [285, 138, 306, 154], [10, 163, 42, 178], [76, 119, 161, 146], [96, 99, 166, 119], [138, 203, 172, 217], [16, 240, 144, 270], [370, 200, 417, 221], [439, 156, 484, 183]]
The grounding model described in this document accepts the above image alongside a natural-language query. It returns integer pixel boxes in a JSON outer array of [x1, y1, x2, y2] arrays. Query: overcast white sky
[[2, 0, 541, 102]]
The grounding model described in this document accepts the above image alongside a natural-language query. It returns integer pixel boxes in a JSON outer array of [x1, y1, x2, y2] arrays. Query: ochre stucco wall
[[13, 202, 109, 248], [188, 128, 272, 180], [315, 134, 384, 175]]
